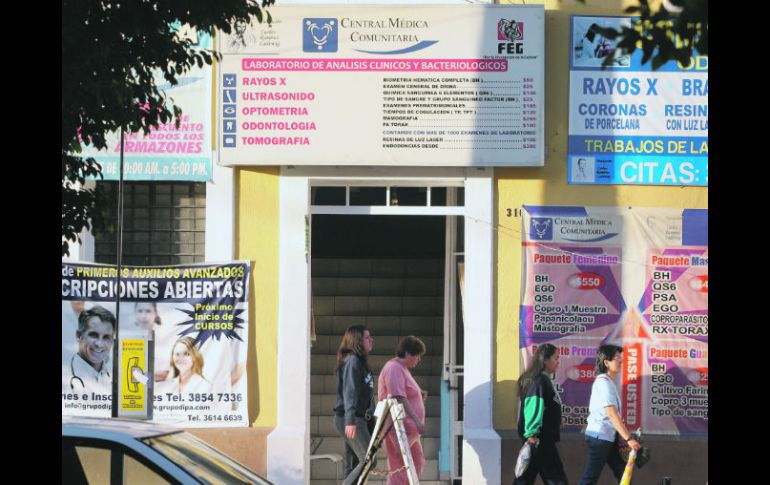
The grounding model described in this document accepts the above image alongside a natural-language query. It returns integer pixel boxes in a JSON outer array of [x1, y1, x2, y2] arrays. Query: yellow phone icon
[[127, 357, 141, 392]]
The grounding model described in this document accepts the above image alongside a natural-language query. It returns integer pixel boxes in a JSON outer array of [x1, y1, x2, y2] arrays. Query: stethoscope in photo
[[70, 354, 110, 390]]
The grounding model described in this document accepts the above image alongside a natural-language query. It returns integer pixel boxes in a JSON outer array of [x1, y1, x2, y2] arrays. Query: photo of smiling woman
[[157, 337, 212, 395]]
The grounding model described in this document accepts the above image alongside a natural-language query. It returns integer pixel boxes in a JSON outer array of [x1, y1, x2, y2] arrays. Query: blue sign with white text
[[567, 16, 708, 186]]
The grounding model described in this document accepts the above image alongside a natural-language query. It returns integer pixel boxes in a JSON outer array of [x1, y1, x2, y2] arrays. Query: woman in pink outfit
[[377, 335, 428, 485]]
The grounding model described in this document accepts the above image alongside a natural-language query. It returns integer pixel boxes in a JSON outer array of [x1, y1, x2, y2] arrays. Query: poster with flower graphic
[[520, 206, 707, 435], [61, 261, 250, 427]]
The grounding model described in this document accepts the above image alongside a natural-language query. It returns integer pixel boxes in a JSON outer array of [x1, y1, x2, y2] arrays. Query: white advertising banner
[[62, 261, 251, 427], [217, 4, 544, 166]]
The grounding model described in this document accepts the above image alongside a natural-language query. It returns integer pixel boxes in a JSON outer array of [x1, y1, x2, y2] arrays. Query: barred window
[[94, 182, 206, 266]]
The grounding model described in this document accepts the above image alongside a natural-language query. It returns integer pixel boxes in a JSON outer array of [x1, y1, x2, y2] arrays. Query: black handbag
[[618, 434, 651, 468]]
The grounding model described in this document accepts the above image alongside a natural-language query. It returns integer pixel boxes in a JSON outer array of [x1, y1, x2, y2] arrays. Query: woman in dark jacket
[[515, 343, 568, 485], [334, 325, 376, 485]]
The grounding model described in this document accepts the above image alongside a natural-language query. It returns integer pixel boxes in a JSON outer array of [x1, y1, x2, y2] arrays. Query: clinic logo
[[304, 18, 338, 52], [530, 218, 553, 240], [498, 19, 524, 42]]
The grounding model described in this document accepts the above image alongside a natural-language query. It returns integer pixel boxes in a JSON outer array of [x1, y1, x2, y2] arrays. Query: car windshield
[[142, 431, 270, 485]]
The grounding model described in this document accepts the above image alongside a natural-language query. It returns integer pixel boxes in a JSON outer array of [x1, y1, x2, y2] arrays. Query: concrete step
[[312, 457, 441, 481], [311, 354, 444, 377], [310, 415, 441, 438], [311, 479, 449, 485], [314, 315, 444, 338], [312, 333, 444, 357], [312, 258, 444, 278], [313, 295, 444, 317], [313, 276, 444, 297], [312, 435, 441, 460], [311, 374, 443, 396], [368, 355, 444, 376], [311, 394, 441, 418]]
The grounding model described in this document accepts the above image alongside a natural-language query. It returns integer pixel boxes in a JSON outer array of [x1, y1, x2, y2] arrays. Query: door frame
[[267, 166, 500, 484]]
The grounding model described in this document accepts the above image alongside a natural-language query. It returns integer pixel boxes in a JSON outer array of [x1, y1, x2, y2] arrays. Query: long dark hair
[[517, 343, 558, 395], [335, 325, 370, 372]]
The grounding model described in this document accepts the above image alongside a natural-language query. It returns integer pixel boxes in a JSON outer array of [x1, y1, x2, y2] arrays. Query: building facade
[[65, 1, 708, 483]]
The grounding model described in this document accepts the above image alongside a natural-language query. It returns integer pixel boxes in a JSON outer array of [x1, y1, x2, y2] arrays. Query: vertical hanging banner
[[520, 206, 707, 436], [217, 4, 545, 167], [568, 16, 708, 186], [80, 26, 213, 182], [61, 261, 251, 427]]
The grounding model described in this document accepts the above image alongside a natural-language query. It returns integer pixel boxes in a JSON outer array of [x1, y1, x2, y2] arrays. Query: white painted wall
[[205, 152, 235, 261], [462, 169, 501, 484], [268, 171, 312, 485]]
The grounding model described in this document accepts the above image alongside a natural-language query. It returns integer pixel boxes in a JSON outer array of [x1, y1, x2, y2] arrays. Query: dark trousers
[[513, 440, 568, 485], [334, 415, 376, 485], [577, 435, 627, 485]]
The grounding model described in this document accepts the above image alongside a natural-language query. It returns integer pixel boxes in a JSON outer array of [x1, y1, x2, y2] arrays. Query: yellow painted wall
[[237, 167, 280, 428], [493, 0, 708, 429], [228, 0, 705, 433]]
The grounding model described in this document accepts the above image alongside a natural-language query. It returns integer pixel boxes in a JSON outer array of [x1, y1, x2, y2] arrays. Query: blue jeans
[[577, 435, 626, 485], [334, 415, 376, 485]]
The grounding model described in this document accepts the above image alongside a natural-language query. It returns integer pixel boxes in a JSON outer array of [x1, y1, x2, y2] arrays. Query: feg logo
[[304, 18, 338, 52], [497, 19, 524, 54], [530, 218, 553, 240]]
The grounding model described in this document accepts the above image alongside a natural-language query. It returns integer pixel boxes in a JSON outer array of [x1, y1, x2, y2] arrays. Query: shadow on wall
[[247, 265, 261, 424], [509, 434, 707, 484], [497, 378, 708, 485], [462, 381, 504, 483]]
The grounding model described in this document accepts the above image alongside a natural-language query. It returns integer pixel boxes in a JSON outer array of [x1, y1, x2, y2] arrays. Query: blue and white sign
[[568, 16, 708, 186], [303, 18, 338, 52], [221, 74, 238, 148]]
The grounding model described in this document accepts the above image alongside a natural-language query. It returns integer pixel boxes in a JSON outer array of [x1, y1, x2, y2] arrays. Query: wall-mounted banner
[[520, 205, 707, 436], [61, 261, 250, 427], [568, 16, 708, 186], [81, 28, 213, 182], [217, 4, 544, 167]]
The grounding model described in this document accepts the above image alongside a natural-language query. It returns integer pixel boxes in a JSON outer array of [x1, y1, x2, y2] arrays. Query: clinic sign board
[[568, 16, 708, 186], [217, 4, 544, 166]]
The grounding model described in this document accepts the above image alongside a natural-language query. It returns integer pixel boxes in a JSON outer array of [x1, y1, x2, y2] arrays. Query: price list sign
[[520, 206, 707, 436], [217, 4, 544, 167]]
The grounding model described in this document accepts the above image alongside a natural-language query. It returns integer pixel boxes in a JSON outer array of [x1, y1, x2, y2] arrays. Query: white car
[[62, 416, 272, 484]]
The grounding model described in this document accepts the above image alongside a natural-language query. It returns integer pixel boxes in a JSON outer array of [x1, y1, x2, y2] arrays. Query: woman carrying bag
[[577, 344, 641, 485], [515, 342, 568, 485]]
